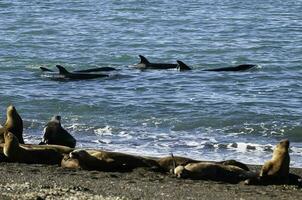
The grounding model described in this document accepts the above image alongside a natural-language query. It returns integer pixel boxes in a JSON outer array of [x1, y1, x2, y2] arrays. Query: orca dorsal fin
[[56, 65, 70, 75], [40, 67, 54, 72], [176, 60, 191, 71], [139, 55, 150, 64]]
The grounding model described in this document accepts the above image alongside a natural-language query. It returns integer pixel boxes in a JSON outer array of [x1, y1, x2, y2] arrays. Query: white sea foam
[[94, 126, 113, 136]]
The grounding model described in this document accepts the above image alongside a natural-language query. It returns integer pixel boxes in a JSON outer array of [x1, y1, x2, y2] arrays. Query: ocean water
[[0, 1, 302, 166]]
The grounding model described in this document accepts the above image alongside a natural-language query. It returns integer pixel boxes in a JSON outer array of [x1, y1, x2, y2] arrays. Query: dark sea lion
[[66, 149, 160, 172], [3, 105, 24, 144], [55, 65, 109, 80], [40, 66, 116, 73], [3, 131, 63, 165], [136, 55, 178, 69], [40, 115, 76, 148], [157, 155, 249, 173], [176, 60, 257, 72], [157, 155, 200, 172], [0, 125, 5, 143], [0, 144, 10, 162], [173, 162, 256, 183]]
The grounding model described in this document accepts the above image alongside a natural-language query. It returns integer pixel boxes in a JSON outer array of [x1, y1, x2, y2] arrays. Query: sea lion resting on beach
[[173, 161, 256, 183], [3, 131, 63, 165], [0, 142, 73, 162], [61, 149, 160, 172], [0, 105, 24, 144], [40, 115, 76, 148], [157, 155, 249, 173]]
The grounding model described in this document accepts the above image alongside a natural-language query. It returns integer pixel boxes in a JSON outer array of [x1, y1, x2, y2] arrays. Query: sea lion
[[61, 154, 81, 169], [245, 139, 291, 185], [65, 149, 160, 172], [22, 144, 74, 154], [176, 60, 256, 72], [40, 115, 76, 148], [3, 131, 63, 165], [157, 155, 200, 172], [157, 155, 249, 173], [3, 105, 24, 144], [136, 55, 178, 70], [0, 142, 73, 154], [40, 65, 116, 73], [260, 139, 290, 179], [173, 162, 255, 183]]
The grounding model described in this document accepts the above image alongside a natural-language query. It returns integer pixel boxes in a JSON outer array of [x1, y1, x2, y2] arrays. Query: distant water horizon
[[0, 1, 302, 166]]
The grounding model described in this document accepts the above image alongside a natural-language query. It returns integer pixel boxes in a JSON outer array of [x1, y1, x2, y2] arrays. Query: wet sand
[[0, 163, 301, 200]]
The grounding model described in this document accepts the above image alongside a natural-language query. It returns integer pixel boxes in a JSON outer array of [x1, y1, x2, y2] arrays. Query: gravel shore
[[0, 162, 301, 200]]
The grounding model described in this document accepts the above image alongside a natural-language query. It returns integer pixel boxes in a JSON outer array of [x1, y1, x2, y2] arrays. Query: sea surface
[[0, 1, 302, 166]]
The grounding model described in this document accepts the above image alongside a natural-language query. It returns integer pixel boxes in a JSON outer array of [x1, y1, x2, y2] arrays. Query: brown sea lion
[[22, 144, 74, 154], [157, 155, 249, 173], [245, 139, 291, 185], [0, 143, 73, 154], [173, 162, 255, 183], [64, 149, 160, 172], [40, 115, 76, 148], [3, 131, 63, 165], [2, 105, 24, 144]]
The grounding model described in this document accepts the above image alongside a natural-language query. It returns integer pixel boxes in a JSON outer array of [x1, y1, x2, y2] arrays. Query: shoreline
[[0, 163, 301, 200]]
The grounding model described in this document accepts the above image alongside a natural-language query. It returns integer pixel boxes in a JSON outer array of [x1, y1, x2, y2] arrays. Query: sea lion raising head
[[40, 115, 76, 148], [259, 139, 290, 183], [245, 139, 292, 185], [4, 105, 24, 144]]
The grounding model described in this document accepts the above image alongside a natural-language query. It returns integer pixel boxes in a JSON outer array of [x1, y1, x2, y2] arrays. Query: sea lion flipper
[[56, 65, 70, 75], [176, 60, 191, 71], [139, 55, 150, 64]]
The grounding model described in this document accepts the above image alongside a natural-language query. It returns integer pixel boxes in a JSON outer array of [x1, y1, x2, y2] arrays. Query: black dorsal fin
[[40, 67, 53, 72], [56, 65, 70, 75], [176, 60, 191, 71], [139, 55, 150, 64]]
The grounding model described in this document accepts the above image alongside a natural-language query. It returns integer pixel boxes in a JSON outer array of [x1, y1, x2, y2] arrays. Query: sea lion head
[[51, 115, 61, 123], [61, 154, 81, 169], [174, 165, 190, 178], [276, 139, 289, 150], [3, 130, 20, 158], [6, 105, 17, 117], [69, 149, 90, 160]]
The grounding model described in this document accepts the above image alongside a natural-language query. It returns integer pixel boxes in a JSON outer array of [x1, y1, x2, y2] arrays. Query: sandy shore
[[0, 163, 301, 200]]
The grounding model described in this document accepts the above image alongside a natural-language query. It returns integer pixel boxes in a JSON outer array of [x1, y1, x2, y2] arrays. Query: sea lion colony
[[0, 105, 301, 186]]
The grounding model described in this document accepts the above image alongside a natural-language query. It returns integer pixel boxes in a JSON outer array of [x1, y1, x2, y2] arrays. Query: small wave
[[94, 125, 113, 136]]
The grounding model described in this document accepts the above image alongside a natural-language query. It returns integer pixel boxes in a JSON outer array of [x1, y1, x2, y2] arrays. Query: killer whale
[[40, 66, 116, 73], [136, 55, 178, 70], [55, 65, 108, 80], [176, 60, 257, 72]]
